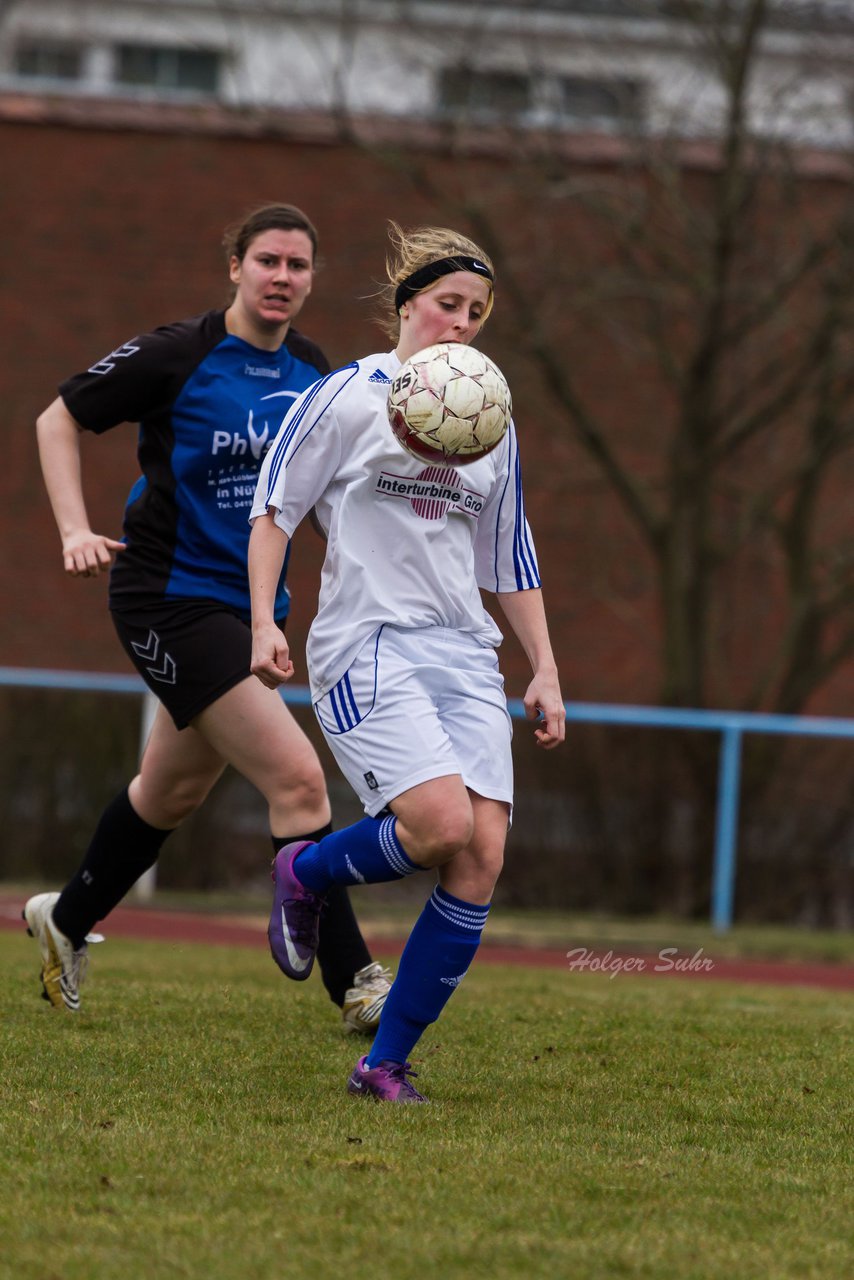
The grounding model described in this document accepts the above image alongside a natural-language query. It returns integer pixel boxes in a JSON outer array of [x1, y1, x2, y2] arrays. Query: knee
[[272, 758, 329, 814], [477, 847, 504, 895], [407, 807, 475, 868], [131, 772, 210, 828], [440, 845, 504, 903]]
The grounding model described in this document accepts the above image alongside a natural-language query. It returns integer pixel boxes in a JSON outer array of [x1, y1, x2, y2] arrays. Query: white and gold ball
[[387, 342, 512, 466]]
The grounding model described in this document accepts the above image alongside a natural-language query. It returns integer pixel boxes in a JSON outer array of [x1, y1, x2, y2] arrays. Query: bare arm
[[248, 511, 294, 688], [496, 587, 566, 749], [36, 397, 125, 578]]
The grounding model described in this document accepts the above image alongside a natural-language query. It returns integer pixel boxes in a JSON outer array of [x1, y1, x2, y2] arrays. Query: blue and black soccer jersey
[[60, 309, 329, 619]]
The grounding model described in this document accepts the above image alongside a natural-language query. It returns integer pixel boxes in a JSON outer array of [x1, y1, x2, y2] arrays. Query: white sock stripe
[[379, 816, 415, 877], [437, 907, 490, 927], [429, 899, 485, 930], [433, 905, 490, 926], [432, 889, 490, 921], [429, 891, 489, 931]]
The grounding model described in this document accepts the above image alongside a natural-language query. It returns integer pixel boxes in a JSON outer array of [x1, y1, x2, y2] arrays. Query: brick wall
[[1, 108, 851, 715]]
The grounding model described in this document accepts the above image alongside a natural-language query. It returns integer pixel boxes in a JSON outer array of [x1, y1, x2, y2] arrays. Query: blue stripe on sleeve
[[491, 438, 513, 587], [262, 375, 329, 504], [263, 363, 359, 506], [492, 426, 541, 591], [512, 445, 540, 588]]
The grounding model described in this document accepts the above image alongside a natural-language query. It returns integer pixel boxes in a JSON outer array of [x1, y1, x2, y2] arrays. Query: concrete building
[[1, 0, 853, 148]]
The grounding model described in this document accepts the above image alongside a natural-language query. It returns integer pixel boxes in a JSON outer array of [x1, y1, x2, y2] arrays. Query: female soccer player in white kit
[[249, 222, 565, 1102]]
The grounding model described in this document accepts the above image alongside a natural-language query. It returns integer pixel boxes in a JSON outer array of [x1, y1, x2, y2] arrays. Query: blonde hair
[[377, 221, 495, 339]]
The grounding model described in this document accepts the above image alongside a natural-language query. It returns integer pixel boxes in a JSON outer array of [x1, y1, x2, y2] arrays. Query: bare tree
[[361, 0, 854, 715], [319, 0, 854, 921]]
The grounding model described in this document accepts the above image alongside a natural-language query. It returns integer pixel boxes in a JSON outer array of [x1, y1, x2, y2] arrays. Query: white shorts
[[313, 624, 514, 817]]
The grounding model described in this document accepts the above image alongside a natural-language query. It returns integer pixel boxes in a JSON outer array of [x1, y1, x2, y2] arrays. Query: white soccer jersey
[[250, 349, 541, 699]]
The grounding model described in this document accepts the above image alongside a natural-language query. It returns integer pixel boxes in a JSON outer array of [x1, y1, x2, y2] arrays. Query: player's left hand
[[524, 669, 566, 749]]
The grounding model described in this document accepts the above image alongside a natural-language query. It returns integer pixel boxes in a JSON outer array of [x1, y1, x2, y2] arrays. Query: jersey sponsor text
[[376, 466, 485, 520]]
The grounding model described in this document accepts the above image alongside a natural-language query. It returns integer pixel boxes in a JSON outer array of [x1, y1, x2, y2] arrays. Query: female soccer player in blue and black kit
[[24, 204, 392, 1031]]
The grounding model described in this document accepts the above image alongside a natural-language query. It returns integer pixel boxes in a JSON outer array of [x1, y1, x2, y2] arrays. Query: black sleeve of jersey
[[59, 311, 227, 434], [285, 329, 331, 378]]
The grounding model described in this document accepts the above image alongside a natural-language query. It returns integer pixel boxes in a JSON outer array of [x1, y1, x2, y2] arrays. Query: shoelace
[[387, 1062, 424, 1100], [69, 946, 89, 987], [286, 894, 323, 945], [357, 964, 393, 991], [68, 931, 102, 988], [385, 1061, 418, 1084]]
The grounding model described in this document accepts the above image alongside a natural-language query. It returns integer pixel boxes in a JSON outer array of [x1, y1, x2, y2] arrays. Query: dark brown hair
[[223, 203, 319, 264]]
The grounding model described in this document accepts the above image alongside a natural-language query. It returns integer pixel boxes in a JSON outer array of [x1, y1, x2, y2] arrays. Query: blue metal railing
[[3, 665, 853, 931], [506, 699, 854, 932]]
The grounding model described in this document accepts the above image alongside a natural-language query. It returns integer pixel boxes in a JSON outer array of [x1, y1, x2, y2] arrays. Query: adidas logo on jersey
[[368, 368, 391, 383]]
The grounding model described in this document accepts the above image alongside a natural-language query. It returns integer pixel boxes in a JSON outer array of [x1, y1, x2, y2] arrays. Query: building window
[[557, 75, 644, 125], [438, 65, 645, 131], [439, 66, 532, 120], [115, 44, 221, 95], [14, 42, 83, 82]]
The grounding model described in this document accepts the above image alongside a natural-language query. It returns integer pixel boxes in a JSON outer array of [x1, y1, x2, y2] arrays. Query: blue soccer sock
[[366, 886, 490, 1068], [293, 814, 420, 894]]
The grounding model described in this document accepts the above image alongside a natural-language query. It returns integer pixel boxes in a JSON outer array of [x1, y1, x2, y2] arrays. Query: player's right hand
[[61, 530, 126, 578], [251, 623, 294, 688]]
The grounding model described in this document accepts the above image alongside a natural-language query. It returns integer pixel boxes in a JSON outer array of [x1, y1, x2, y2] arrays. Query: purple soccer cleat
[[347, 1056, 428, 1103], [268, 841, 325, 981]]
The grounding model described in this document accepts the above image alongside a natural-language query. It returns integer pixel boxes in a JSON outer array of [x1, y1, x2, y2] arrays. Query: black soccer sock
[[271, 826, 373, 1007], [52, 787, 173, 949]]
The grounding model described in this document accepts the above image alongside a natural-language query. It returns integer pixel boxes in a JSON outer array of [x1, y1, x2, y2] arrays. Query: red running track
[[2, 894, 852, 992]]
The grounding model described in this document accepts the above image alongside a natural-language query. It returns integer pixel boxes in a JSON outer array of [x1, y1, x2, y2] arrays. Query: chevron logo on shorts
[[131, 629, 177, 685]]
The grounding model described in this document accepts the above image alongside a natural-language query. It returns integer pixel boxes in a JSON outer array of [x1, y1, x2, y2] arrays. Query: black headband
[[394, 255, 494, 313]]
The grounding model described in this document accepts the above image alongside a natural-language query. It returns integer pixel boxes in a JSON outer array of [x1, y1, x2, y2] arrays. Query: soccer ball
[[387, 342, 512, 466]]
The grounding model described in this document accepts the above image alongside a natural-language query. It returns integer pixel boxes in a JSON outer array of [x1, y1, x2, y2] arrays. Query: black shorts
[[111, 597, 283, 730]]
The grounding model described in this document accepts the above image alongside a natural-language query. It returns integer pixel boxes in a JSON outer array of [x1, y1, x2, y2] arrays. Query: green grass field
[[1, 929, 851, 1280]]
